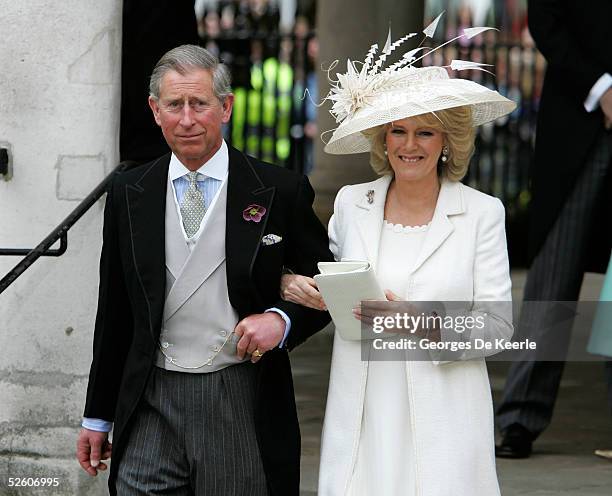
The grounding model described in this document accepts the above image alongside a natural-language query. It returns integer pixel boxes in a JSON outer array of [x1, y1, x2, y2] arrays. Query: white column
[[0, 1, 122, 494], [311, 0, 425, 222]]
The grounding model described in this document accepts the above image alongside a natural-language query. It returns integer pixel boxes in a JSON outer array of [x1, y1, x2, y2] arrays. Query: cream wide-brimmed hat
[[322, 14, 517, 155]]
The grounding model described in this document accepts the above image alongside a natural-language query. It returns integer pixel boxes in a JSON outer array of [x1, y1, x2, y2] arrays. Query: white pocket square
[[261, 234, 283, 246]]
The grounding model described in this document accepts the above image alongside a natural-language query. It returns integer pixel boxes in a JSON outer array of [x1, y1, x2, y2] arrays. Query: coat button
[[220, 330, 227, 337]]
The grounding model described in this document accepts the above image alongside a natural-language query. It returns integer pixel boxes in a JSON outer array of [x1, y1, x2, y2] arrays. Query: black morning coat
[[84, 146, 333, 495], [527, 0, 612, 272]]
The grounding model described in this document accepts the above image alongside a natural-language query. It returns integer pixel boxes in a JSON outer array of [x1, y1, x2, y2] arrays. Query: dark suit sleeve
[[272, 175, 333, 350], [83, 178, 134, 421], [528, 0, 606, 100]]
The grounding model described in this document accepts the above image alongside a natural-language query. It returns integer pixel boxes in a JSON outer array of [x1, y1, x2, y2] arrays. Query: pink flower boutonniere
[[243, 204, 267, 223]]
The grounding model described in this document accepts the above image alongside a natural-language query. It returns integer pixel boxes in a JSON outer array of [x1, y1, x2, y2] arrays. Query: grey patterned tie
[[180, 171, 205, 238]]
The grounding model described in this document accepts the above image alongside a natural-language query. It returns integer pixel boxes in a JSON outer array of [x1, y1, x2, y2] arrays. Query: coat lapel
[[410, 180, 464, 273], [225, 147, 275, 313], [125, 154, 169, 341], [355, 175, 392, 271]]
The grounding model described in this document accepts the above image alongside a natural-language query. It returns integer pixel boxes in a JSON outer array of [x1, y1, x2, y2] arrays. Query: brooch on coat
[[366, 190, 375, 204]]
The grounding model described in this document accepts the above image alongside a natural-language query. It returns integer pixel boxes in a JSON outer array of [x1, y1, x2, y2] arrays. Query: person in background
[[495, 0, 612, 459], [587, 252, 612, 461]]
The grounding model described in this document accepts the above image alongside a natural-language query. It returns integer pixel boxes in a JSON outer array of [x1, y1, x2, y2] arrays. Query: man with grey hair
[[76, 44, 332, 495]]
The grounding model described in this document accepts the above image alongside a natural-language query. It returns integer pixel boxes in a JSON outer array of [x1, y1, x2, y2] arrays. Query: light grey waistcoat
[[155, 176, 246, 373]]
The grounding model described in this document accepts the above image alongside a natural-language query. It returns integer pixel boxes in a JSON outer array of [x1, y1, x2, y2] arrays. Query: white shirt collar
[[169, 140, 229, 181]]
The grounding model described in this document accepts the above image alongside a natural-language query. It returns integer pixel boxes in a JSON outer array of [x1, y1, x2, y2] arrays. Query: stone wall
[[0, 1, 122, 494]]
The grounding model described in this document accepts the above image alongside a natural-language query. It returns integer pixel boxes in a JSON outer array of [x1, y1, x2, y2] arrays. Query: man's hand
[[76, 428, 112, 476], [234, 312, 286, 363], [600, 87, 612, 129]]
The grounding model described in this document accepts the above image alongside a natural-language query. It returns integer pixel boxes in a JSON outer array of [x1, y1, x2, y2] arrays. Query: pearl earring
[[441, 145, 449, 163]]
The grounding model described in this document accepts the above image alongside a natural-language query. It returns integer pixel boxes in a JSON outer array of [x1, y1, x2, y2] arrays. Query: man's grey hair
[[149, 44, 232, 102]]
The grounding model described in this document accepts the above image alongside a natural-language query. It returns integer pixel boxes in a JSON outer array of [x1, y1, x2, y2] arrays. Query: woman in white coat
[[281, 25, 517, 496]]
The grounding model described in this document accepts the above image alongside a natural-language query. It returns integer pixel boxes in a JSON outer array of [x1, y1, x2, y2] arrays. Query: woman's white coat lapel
[[411, 179, 464, 273], [353, 175, 391, 271]]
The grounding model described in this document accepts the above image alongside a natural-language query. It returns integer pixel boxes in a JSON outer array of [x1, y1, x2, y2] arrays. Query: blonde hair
[[363, 106, 475, 181]]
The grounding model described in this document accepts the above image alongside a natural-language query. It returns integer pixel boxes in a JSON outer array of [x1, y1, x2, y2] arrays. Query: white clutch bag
[[314, 261, 385, 341]]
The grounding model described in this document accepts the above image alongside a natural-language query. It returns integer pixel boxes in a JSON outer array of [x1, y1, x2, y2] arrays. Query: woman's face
[[385, 117, 445, 184]]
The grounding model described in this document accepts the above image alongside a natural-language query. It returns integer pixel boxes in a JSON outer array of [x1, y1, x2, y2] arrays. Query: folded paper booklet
[[314, 261, 385, 341]]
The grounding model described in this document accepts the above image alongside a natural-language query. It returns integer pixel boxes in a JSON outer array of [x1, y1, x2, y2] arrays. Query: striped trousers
[[115, 363, 269, 496], [496, 130, 612, 436]]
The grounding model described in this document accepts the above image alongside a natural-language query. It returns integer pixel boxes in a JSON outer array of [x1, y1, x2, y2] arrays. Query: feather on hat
[[322, 12, 517, 155]]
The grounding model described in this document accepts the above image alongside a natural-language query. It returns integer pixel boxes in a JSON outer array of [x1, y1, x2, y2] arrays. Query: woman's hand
[[280, 274, 327, 311], [353, 290, 440, 341], [352, 290, 403, 325]]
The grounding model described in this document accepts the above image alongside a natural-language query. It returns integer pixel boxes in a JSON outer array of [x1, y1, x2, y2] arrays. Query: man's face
[[148, 68, 233, 170]]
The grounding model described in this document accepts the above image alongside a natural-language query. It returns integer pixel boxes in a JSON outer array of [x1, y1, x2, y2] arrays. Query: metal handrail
[[0, 162, 133, 295], [0, 233, 68, 257]]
